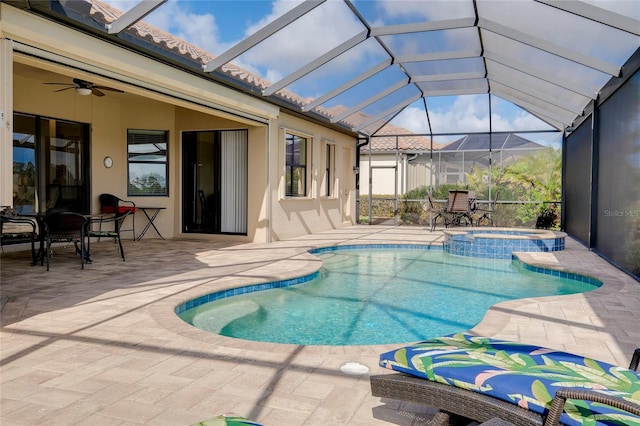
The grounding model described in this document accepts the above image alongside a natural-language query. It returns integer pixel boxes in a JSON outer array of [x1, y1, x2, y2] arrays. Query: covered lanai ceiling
[[13, 0, 640, 136]]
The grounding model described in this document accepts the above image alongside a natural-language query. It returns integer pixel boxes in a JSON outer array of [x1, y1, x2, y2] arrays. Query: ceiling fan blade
[[43, 82, 74, 86], [91, 88, 106, 97], [54, 87, 74, 93], [94, 85, 124, 93]]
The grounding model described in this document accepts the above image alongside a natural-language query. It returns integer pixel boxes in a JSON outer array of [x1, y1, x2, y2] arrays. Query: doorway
[[182, 130, 248, 235]]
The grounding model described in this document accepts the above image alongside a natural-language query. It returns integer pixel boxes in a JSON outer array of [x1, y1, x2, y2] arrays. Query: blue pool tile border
[[176, 244, 440, 314], [513, 257, 602, 288], [310, 243, 440, 254], [175, 270, 321, 315]]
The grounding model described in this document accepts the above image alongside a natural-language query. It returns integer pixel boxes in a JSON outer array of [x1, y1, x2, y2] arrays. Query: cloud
[[239, 0, 376, 89], [392, 95, 553, 134]]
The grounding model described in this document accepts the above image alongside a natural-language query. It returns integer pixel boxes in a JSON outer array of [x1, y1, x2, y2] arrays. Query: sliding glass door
[[12, 113, 90, 214], [182, 130, 247, 235]]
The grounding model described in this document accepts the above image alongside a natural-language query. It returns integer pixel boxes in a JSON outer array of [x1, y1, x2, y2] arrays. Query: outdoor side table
[[136, 207, 166, 240]]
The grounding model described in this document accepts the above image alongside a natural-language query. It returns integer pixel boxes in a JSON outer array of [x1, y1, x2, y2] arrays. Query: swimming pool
[[176, 246, 600, 346]]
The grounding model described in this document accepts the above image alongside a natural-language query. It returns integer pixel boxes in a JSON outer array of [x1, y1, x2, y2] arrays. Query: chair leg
[[117, 235, 126, 261]]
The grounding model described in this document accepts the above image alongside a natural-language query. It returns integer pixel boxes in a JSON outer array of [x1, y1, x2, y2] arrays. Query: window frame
[[127, 129, 169, 196], [284, 132, 310, 198], [324, 142, 336, 198]]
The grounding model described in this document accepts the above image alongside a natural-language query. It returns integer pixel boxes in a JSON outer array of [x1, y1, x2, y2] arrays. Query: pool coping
[[155, 241, 612, 356]]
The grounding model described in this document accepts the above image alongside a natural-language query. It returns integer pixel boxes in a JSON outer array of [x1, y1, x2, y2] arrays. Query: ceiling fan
[[43, 78, 124, 97]]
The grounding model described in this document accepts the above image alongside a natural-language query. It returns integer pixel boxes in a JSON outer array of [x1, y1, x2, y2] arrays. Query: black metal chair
[[83, 210, 131, 267], [41, 211, 88, 271], [1, 210, 38, 264], [99, 193, 136, 240]]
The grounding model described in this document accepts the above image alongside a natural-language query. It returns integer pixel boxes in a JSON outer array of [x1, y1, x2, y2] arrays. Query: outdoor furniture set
[[0, 193, 135, 270], [371, 333, 640, 425], [423, 190, 497, 231]]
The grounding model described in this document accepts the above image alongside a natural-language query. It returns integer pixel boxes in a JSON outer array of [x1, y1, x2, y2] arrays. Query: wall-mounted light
[[75, 87, 92, 96]]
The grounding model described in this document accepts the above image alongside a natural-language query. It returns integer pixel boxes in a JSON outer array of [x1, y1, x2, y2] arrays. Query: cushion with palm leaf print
[[379, 333, 640, 426]]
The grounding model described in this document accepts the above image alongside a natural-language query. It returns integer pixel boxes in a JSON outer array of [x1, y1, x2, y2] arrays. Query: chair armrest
[[1, 214, 37, 235], [630, 348, 640, 371], [87, 210, 132, 226], [544, 389, 640, 426]]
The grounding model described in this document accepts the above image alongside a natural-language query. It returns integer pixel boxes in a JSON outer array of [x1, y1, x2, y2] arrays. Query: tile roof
[[82, 0, 422, 138]]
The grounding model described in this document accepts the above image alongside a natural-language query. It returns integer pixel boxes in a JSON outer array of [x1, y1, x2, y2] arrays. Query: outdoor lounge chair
[[370, 333, 640, 426], [421, 192, 449, 231], [447, 190, 474, 227]]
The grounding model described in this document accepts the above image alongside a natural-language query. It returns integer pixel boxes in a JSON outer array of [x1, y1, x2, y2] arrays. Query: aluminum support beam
[[536, 0, 640, 36], [203, 0, 326, 72], [301, 59, 392, 112], [263, 30, 368, 96], [370, 17, 476, 36], [479, 18, 621, 76], [330, 79, 409, 123], [353, 93, 421, 132], [106, 0, 167, 34]]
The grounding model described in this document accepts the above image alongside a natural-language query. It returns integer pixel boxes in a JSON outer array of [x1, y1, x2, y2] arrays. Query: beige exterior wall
[[1, 4, 356, 244], [360, 153, 436, 196], [269, 114, 356, 241]]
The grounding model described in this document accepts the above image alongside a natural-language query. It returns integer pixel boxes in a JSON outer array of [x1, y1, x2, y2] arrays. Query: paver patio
[[1, 225, 639, 425]]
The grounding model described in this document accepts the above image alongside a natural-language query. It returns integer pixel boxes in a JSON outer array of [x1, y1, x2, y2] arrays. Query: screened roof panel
[[486, 61, 591, 114], [354, 0, 476, 25], [416, 79, 489, 96], [378, 27, 481, 57], [19, 0, 640, 136], [490, 97, 557, 133], [323, 65, 408, 111], [479, 0, 638, 69], [426, 95, 492, 134], [403, 58, 485, 80], [481, 30, 611, 94]]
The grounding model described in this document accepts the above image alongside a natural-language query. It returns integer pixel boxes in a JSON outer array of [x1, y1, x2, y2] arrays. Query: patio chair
[[447, 190, 474, 227], [474, 191, 501, 227], [420, 192, 449, 231], [370, 333, 640, 426], [1, 209, 38, 264], [99, 193, 136, 240], [41, 211, 88, 271], [83, 210, 131, 267]]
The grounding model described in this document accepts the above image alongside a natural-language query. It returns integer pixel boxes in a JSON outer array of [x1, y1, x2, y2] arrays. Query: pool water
[[178, 248, 600, 346]]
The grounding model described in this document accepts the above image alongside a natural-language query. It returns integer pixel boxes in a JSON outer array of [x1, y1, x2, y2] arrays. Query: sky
[[100, 0, 563, 139]]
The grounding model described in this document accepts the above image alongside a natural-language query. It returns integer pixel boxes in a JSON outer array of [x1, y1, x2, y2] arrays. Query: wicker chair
[[370, 346, 640, 426]]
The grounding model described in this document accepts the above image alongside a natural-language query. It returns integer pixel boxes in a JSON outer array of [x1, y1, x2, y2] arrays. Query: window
[[128, 129, 168, 196], [325, 143, 335, 197], [285, 133, 307, 197]]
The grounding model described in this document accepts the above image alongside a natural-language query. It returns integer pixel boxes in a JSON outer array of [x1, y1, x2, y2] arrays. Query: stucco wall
[[269, 113, 356, 241]]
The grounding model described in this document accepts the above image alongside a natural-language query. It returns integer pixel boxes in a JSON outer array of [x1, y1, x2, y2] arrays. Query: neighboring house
[[0, 0, 361, 243], [428, 133, 547, 186], [360, 132, 546, 195], [359, 124, 438, 196]]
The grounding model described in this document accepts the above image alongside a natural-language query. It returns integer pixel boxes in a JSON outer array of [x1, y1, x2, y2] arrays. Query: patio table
[[136, 206, 166, 240]]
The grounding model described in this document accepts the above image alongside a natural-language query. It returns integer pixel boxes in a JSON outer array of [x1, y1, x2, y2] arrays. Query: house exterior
[[359, 124, 436, 196], [0, 1, 359, 243]]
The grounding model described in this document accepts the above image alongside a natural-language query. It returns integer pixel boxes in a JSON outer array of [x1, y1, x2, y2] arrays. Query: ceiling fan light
[[75, 87, 92, 96]]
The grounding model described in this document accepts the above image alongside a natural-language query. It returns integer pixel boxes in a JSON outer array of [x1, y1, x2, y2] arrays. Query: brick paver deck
[[2, 225, 638, 425]]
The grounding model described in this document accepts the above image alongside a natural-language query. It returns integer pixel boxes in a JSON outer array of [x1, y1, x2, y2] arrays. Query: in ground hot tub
[[444, 228, 566, 259]]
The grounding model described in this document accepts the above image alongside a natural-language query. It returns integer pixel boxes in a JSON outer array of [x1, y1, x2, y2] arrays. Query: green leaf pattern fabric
[[379, 333, 640, 425]]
